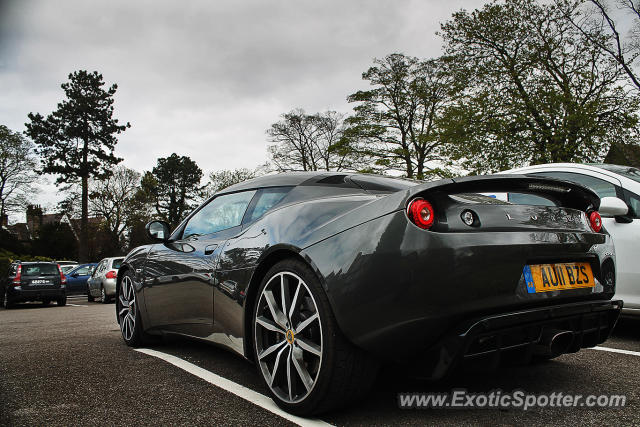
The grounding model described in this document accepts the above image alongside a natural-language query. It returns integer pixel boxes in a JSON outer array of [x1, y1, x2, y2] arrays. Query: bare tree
[[204, 168, 257, 198], [0, 125, 39, 221], [564, 0, 640, 91], [89, 165, 141, 242], [267, 109, 364, 172]]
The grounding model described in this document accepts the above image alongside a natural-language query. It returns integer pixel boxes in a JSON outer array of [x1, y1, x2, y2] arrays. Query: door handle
[[204, 244, 218, 255]]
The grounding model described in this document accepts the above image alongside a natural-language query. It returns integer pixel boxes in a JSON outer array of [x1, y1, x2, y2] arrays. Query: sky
[[0, 0, 483, 218]]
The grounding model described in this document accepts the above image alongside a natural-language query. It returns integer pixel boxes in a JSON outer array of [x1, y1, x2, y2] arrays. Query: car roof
[[505, 163, 640, 191], [14, 261, 57, 265], [217, 172, 417, 195]]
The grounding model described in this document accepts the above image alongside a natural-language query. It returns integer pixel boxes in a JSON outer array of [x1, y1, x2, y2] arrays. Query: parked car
[[115, 172, 621, 416], [1, 261, 67, 308], [64, 263, 97, 295], [87, 257, 124, 303], [505, 163, 640, 316]]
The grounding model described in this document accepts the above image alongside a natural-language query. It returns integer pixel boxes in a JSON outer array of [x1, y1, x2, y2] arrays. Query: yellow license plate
[[523, 262, 594, 293]]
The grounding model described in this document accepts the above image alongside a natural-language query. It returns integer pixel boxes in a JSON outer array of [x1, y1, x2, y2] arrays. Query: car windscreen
[[592, 164, 640, 183], [21, 264, 59, 276], [112, 258, 124, 269]]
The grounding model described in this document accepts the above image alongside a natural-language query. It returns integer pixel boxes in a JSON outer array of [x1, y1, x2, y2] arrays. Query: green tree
[[149, 153, 203, 228], [345, 54, 455, 179], [24, 70, 130, 261], [439, 0, 640, 173], [0, 125, 39, 221]]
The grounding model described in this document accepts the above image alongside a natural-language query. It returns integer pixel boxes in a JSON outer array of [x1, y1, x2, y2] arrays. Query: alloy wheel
[[254, 271, 323, 404], [118, 276, 136, 341]]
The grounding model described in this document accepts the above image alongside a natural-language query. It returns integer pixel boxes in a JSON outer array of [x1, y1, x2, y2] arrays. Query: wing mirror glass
[[599, 197, 628, 217], [146, 220, 171, 242]]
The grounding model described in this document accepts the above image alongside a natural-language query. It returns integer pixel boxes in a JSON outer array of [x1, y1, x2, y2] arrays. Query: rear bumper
[[416, 299, 622, 379], [104, 279, 117, 296], [8, 286, 65, 302]]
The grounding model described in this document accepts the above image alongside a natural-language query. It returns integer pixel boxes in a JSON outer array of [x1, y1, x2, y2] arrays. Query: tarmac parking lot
[[1, 296, 640, 426]]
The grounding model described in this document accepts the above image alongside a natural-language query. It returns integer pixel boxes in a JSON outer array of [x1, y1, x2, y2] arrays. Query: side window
[[183, 190, 256, 238], [245, 187, 292, 223], [532, 172, 617, 198], [75, 266, 91, 275], [94, 262, 105, 276], [624, 190, 640, 219]]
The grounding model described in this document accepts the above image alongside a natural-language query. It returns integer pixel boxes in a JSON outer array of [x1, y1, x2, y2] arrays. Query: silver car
[[87, 257, 124, 303]]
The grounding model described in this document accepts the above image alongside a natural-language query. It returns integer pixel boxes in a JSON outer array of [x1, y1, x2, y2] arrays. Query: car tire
[[42, 299, 50, 306], [252, 259, 379, 416], [101, 286, 110, 304], [57, 296, 67, 306], [87, 292, 94, 302], [117, 270, 152, 347]]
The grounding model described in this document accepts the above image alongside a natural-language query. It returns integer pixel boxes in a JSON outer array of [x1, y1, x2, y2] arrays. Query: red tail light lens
[[58, 264, 67, 284], [407, 198, 435, 230], [105, 270, 117, 279], [12, 265, 22, 285], [588, 211, 602, 233]]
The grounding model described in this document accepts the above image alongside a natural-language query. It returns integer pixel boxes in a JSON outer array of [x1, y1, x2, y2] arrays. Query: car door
[[143, 190, 257, 336], [529, 170, 640, 305], [613, 189, 640, 309], [88, 261, 105, 296], [67, 264, 94, 294]]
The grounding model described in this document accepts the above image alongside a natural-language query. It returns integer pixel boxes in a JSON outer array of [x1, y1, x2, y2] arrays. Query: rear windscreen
[[22, 264, 59, 276], [112, 258, 124, 269]]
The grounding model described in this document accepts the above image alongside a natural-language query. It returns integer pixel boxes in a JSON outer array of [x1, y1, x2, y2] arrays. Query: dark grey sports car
[[116, 172, 621, 415]]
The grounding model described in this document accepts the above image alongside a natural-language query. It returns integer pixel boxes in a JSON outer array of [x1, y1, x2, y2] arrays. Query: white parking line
[[67, 304, 87, 307], [592, 346, 640, 357], [134, 348, 333, 427]]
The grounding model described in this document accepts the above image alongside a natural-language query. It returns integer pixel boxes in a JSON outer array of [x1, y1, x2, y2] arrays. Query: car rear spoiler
[[406, 174, 600, 211]]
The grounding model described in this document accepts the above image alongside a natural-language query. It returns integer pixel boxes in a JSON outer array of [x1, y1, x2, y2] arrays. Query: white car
[[87, 257, 124, 303], [504, 163, 640, 315]]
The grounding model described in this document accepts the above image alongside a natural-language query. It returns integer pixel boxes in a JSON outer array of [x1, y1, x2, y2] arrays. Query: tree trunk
[[79, 142, 89, 263]]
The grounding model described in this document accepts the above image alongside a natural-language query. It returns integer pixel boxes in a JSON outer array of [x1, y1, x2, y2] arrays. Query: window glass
[[592, 164, 640, 183], [22, 263, 59, 276], [112, 258, 124, 269], [74, 265, 92, 275], [507, 193, 556, 206], [183, 191, 256, 238], [625, 190, 640, 219], [246, 188, 291, 223], [532, 172, 617, 198]]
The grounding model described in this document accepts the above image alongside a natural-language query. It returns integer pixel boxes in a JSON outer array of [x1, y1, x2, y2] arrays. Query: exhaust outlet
[[534, 329, 574, 358]]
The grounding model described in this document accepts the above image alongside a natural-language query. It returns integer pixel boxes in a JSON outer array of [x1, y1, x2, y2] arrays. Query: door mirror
[[599, 197, 628, 217], [146, 220, 171, 242]]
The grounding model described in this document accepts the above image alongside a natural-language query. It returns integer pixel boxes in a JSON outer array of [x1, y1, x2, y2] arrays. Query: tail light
[[588, 211, 602, 233], [12, 265, 22, 285], [58, 264, 67, 284], [407, 198, 435, 230], [105, 270, 117, 279]]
